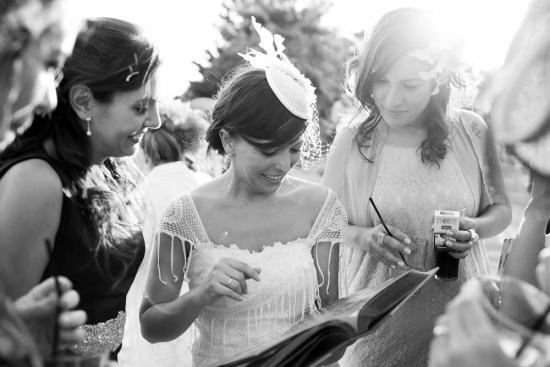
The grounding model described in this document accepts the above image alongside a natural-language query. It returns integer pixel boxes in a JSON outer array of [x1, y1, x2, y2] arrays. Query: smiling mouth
[[384, 108, 406, 115], [263, 174, 285, 183]]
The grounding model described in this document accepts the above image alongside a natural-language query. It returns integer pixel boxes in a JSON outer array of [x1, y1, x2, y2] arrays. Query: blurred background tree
[[181, 0, 357, 143]]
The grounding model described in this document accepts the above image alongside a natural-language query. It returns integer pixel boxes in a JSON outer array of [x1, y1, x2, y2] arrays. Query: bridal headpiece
[[238, 17, 327, 169]]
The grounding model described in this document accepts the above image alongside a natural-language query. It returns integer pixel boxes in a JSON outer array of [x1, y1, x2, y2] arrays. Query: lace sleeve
[[310, 189, 348, 298], [153, 193, 207, 286], [310, 189, 348, 245]]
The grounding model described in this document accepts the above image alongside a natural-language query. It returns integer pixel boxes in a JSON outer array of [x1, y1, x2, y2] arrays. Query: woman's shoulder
[[285, 176, 332, 208], [0, 158, 63, 195], [453, 108, 489, 138]]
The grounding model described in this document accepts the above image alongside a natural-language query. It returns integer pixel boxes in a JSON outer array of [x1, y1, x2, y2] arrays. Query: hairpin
[[126, 53, 140, 82]]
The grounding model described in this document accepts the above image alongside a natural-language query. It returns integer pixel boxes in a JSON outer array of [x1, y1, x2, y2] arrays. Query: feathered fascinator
[[408, 38, 460, 96], [238, 17, 327, 169]]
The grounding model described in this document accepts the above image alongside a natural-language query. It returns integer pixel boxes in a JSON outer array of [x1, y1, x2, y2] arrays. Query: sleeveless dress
[[338, 118, 494, 367], [150, 190, 347, 367], [0, 146, 145, 359]]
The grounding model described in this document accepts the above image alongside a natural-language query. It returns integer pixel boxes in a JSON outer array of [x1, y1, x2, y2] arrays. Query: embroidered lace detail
[[155, 190, 346, 367], [340, 146, 489, 367], [67, 311, 125, 356]]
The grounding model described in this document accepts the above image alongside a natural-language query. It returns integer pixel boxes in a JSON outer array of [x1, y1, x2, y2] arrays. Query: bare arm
[[0, 159, 63, 299], [313, 241, 339, 306], [459, 110, 512, 239], [503, 173, 550, 286]]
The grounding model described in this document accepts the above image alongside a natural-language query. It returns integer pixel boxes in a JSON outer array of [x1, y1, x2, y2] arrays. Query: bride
[[139, 18, 347, 367]]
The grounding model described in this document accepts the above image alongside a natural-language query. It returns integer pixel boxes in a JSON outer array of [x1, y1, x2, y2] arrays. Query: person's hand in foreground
[[428, 280, 516, 367], [13, 276, 86, 356]]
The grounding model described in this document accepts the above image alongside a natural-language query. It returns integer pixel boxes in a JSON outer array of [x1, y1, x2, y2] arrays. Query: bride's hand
[[359, 224, 412, 269], [197, 258, 261, 306]]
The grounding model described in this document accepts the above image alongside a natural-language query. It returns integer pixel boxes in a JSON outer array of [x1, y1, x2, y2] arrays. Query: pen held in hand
[[368, 197, 409, 268], [44, 239, 61, 357]]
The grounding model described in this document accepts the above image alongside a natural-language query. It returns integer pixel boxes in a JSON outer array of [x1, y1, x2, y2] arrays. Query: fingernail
[[446, 241, 453, 247], [238, 295, 243, 301], [391, 264, 396, 269], [404, 238, 412, 245], [404, 247, 411, 255], [398, 261, 405, 268], [446, 230, 453, 236]]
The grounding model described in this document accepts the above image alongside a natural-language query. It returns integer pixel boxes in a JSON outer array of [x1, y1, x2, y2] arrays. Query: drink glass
[[44, 349, 109, 367], [390, 238, 429, 294], [434, 202, 465, 281], [480, 276, 550, 367]]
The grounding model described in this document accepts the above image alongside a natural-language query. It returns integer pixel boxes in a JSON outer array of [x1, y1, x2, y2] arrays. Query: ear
[[219, 128, 235, 155], [69, 85, 95, 120]]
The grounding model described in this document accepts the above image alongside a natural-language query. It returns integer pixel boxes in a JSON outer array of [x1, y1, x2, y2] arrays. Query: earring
[[86, 117, 92, 136]]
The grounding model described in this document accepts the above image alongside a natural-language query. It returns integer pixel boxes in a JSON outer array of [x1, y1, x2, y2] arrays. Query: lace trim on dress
[[152, 190, 347, 361]]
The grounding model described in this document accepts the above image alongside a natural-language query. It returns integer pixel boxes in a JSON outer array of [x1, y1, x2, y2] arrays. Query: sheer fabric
[[119, 162, 211, 367], [148, 190, 346, 367], [337, 114, 496, 366]]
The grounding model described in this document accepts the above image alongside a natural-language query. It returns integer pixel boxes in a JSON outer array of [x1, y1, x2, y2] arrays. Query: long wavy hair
[[344, 7, 474, 168], [0, 17, 161, 284]]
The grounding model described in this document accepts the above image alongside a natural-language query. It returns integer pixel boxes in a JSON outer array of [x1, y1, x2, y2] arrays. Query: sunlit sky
[[77, 0, 531, 98]]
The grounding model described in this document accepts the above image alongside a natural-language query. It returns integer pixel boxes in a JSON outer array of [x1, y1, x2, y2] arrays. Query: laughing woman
[[0, 17, 161, 359], [139, 18, 345, 367]]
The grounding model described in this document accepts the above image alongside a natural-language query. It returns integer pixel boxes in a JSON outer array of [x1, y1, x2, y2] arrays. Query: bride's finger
[[222, 271, 245, 295], [213, 283, 244, 302]]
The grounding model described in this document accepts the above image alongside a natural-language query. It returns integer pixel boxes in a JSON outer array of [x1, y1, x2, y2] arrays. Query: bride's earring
[[86, 117, 92, 136]]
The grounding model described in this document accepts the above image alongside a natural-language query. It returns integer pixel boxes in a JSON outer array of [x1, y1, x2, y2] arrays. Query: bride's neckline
[[183, 191, 330, 253]]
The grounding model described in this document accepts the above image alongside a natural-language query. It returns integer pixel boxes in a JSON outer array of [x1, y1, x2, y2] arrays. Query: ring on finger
[[227, 277, 233, 286], [378, 232, 387, 246], [466, 228, 478, 242]]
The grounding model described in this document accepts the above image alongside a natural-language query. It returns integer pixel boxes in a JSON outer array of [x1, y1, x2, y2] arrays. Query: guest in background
[[119, 98, 211, 367], [322, 7, 511, 366], [0, 17, 161, 360]]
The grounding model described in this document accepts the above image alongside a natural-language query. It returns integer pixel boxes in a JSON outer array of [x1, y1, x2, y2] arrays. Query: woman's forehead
[[381, 54, 430, 80]]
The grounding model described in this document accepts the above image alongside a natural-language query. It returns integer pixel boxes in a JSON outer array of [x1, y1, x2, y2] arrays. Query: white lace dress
[[154, 190, 347, 367]]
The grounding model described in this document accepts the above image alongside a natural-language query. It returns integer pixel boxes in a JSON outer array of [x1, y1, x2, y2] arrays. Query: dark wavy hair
[[344, 7, 473, 168], [0, 17, 161, 284], [206, 67, 307, 157]]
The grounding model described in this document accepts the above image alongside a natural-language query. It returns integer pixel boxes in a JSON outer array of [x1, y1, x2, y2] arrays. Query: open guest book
[[208, 268, 437, 367]]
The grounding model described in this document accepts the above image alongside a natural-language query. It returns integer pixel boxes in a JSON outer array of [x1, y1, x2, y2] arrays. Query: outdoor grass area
[[292, 158, 532, 275]]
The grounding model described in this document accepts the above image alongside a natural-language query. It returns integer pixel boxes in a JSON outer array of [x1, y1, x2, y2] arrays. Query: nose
[[385, 85, 403, 108], [144, 103, 161, 130], [274, 150, 292, 172]]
